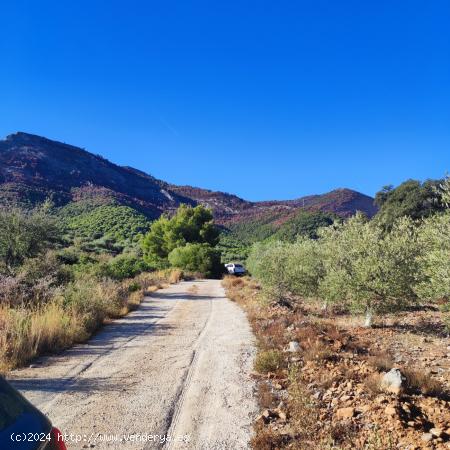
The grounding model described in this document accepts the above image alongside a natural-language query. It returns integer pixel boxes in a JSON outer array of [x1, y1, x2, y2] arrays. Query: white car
[[225, 263, 246, 275]]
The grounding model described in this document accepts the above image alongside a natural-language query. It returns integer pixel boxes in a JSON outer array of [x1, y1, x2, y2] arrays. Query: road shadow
[[11, 376, 126, 394], [149, 292, 226, 301]]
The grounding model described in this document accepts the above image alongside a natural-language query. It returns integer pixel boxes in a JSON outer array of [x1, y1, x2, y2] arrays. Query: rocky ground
[[223, 276, 450, 450]]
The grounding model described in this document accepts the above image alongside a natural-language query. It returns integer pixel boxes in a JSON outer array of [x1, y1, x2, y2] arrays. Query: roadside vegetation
[[247, 177, 450, 327], [0, 202, 220, 371], [224, 176, 450, 449]]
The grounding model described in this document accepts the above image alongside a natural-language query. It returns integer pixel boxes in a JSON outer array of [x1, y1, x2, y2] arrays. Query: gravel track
[[8, 280, 257, 449]]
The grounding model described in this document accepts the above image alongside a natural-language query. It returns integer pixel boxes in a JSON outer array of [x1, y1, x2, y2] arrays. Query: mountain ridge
[[0, 132, 378, 223]]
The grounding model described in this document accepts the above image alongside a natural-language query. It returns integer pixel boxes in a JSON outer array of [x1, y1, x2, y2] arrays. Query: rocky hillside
[[0, 132, 377, 222], [0, 132, 194, 218]]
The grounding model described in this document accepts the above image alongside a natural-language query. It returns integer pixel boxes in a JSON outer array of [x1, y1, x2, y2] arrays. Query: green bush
[[142, 204, 219, 269], [254, 350, 284, 373], [62, 275, 126, 331], [97, 254, 150, 281], [247, 240, 292, 301], [271, 211, 335, 242], [0, 207, 61, 273], [247, 238, 325, 302], [168, 243, 222, 278], [374, 179, 444, 229]]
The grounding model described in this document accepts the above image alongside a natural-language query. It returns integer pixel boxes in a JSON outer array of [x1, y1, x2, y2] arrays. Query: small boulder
[[336, 407, 355, 419], [381, 368, 405, 395], [287, 341, 301, 352], [430, 428, 443, 438], [421, 433, 433, 442]]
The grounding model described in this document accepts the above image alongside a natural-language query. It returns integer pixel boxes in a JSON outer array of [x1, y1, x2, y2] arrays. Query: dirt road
[[8, 280, 257, 449]]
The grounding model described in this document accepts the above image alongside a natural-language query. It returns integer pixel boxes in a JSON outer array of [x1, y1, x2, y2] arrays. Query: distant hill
[[0, 132, 194, 218], [172, 185, 378, 226], [0, 132, 377, 224]]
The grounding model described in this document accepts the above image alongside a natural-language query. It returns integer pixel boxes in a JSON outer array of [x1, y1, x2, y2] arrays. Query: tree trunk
[[321, 301, 328, 311], [364, 309, 374, 327]]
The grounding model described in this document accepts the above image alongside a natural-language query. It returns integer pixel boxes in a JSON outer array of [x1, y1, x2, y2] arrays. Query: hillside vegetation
[[218, 210, 337, 263], [58, 200, 151, 251]]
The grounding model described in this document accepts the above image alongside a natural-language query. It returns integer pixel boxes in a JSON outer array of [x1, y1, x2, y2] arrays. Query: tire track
[[163, 297, 214, 450]]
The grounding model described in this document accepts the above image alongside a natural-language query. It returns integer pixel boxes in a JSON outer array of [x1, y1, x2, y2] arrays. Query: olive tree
[[0, 208, 61, 274], [415, 212, 450, 302], [247, 240, 296, 302], [284, 237, 325, 299], [318, 214, 421, 326]]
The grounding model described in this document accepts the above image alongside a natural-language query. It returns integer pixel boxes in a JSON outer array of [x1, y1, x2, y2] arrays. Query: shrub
[[96, 254, 149, 280], [247, 241, 292, 301], [62, 275, 126, 331], [0, 251, 70, 308], [284, 238, 324, 298], [0, 207, 61, 273], [254, 349, 284, 373], [142, 204, 219, 269], [368, 354, 395, 372], [168, 243, 222, 278], [403, 368, 445, 397]]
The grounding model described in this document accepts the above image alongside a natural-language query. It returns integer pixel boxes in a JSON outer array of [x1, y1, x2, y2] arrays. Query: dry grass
[[364, 372, 383, 396], [261, 318, 290, 348], [328, 421, 358, 447], [222, 275, 259, 305], [167, 268, 184, 284], [402, 368, 445, 397], [0, 268, 184, 372], [367, 353, 395, 372], [302, 339, 334, 362], [250, 427, 289, 450], [0, 303, 83, 372], [258, 382, 277, 409]]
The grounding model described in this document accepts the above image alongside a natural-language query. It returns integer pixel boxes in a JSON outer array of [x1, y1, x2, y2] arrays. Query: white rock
[[381, 368, 405, 395], [430, 428, 443, 438], [287, 341, 301, 352], [421, 433, 433, 442]]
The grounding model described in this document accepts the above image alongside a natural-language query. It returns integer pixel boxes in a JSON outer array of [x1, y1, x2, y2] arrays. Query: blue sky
[[1, 0, 449, 200]]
